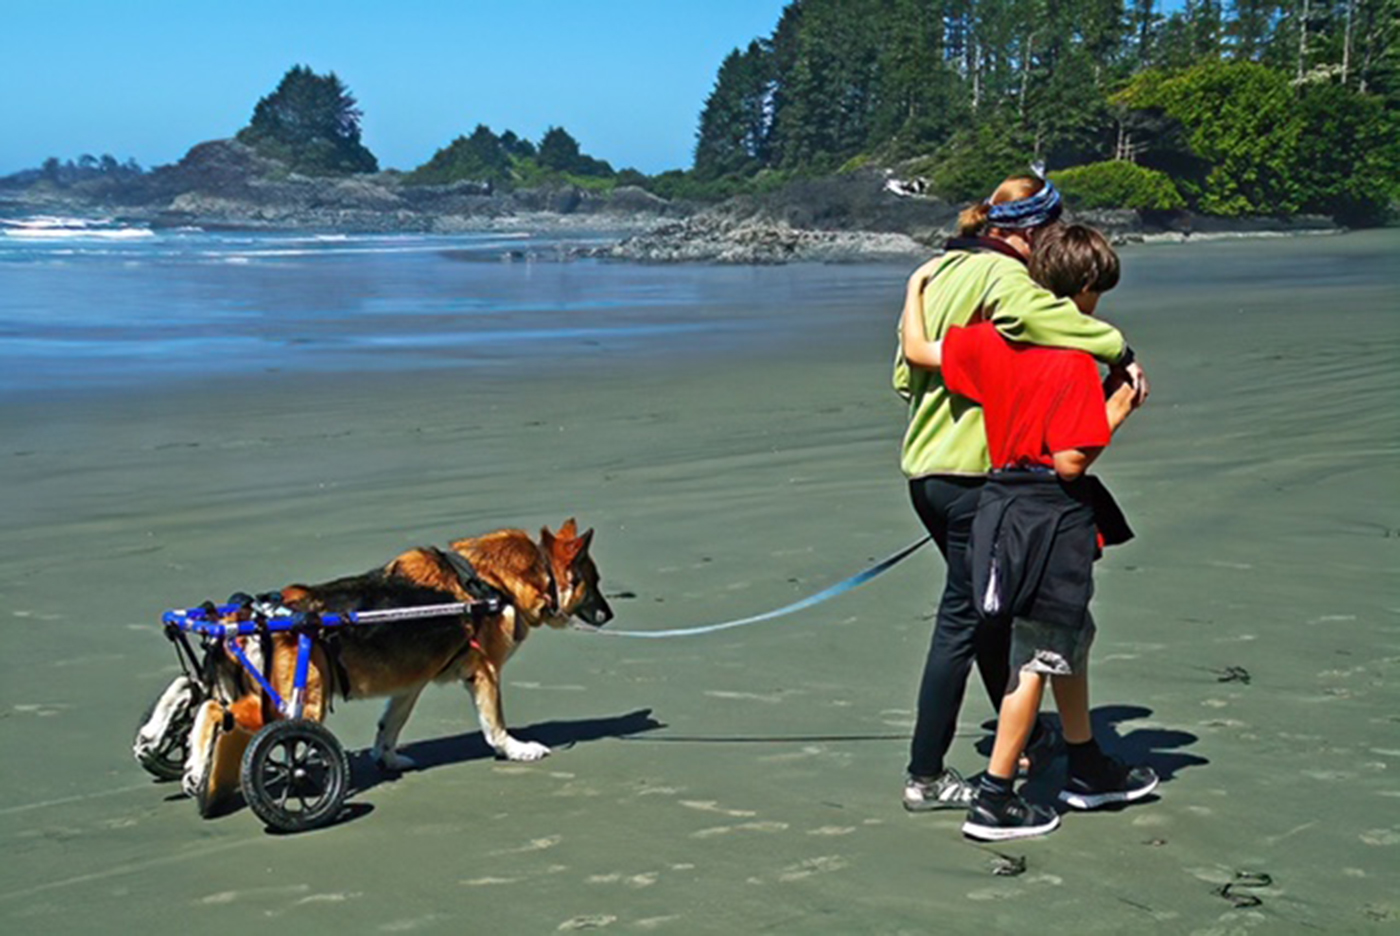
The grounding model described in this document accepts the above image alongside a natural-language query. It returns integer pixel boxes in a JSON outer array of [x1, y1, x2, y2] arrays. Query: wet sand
[[2, 230, 1397, 933]]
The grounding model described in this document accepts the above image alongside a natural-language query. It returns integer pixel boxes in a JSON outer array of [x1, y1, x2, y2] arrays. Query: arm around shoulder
[[984, 272, 1126, 364]]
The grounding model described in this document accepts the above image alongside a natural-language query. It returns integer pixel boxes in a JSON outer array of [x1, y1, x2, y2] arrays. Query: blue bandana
[[986, 166, 1063, 229]]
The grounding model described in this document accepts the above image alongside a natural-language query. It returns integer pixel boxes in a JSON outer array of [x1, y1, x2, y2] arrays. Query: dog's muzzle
[[577, 595, 613, 627]]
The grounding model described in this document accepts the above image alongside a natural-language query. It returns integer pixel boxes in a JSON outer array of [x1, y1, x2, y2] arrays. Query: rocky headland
[[0, 140, 1344, 264]]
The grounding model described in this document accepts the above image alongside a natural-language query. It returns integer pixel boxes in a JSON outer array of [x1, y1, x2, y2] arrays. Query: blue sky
[[2, 0, 791, 176]]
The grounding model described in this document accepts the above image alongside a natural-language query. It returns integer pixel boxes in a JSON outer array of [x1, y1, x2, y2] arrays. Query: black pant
[[906, 475, 1012, 778]]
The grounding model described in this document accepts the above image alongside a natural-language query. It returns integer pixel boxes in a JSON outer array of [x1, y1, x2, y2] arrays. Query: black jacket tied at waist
[[969, 472, 1132, 628]]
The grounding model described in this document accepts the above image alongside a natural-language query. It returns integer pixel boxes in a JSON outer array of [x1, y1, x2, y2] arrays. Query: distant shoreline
[[0, 145, 1349, 266]]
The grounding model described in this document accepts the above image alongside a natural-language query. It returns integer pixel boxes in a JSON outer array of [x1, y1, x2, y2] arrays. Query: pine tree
[[694, 41, 774, 179], [236, 65, 378, 176]]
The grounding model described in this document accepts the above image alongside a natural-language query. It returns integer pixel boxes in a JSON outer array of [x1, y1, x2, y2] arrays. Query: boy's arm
[[1104, 371, 1139, 432], [983, 269, 1150, 404], [1054, 376, 1141, 480]]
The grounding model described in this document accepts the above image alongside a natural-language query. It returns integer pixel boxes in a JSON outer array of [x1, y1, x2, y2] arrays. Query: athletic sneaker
[[903, 768, 976, 812], [962, 792, 1061, 842], [1058, 755, 1160, 810]]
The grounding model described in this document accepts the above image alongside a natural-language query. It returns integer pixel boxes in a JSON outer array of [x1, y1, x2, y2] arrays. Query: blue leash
[[572, 535, 932, 639]]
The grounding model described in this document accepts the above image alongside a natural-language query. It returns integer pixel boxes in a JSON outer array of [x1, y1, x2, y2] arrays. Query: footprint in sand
[[703, 690, 788, 704], [776, 855, 848, 882], [743, 855, 848, 885], [1360, 828, 1400, 846], [199, 884, 312, 905], [557, 915, 617, 930], [681, 800, 756, 817], [12, 703, 69, 717], [586, 871, 659, 888], [380, 913, 450, 932], [633, 917, 682, 930], [692, 821, 789, 839], [491, 835, 562, 855]]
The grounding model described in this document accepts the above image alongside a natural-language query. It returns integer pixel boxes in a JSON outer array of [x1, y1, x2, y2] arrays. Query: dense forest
[[9, 2, 1396, 225], [688, 0, 1399, 222]]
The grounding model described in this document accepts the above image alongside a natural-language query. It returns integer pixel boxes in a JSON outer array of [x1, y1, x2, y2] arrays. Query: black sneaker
[[962, 792, 1061, 842], [1059, 756, 1159, 810]]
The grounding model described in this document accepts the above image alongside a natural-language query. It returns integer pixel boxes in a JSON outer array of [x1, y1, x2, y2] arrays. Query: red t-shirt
[[943, 322, 1111, 470]]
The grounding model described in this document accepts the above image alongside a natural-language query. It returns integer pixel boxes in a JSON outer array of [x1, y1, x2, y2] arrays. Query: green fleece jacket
[[894, 246, 1127, 478]]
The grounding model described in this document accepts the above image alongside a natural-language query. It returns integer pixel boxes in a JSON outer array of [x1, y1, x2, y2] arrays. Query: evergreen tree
[[872, 0, 965, 155], [694, 41, 774, 179], [237, 65, 378, 176], [681, 0, 1396, 220], [408, 124, 512, 185], [537, 126, 583, 173]]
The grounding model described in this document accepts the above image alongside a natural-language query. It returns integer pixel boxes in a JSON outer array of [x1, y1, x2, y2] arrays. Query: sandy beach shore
[[1, 231, 1397, 934]]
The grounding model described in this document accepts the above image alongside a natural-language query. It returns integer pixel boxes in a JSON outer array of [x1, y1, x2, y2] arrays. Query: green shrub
[[1051, 161, 1185, 211], [926, 125, 1037, 203]]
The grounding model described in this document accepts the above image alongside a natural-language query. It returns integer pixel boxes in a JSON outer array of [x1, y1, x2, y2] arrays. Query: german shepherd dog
[[176, 520, 612, 806]]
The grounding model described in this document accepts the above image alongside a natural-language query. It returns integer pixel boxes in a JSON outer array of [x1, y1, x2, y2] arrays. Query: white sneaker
[[904, 768, 976, 812]]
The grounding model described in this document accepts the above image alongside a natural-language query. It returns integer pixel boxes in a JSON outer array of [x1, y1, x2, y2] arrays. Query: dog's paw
[[181, 766, 205, 800], [502, 738, 551, 761], [375, 750, 418, 773]]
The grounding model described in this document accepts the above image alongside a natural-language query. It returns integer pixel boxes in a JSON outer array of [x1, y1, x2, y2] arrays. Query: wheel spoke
[[245, 721, 346, 831]]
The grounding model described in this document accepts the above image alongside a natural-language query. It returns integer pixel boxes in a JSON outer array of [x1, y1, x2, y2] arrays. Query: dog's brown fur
[[183, 520, 611, 804]]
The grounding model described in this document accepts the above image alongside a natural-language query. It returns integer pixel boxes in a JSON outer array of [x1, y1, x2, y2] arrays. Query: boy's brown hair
[[1029, 223, 1120, 298]]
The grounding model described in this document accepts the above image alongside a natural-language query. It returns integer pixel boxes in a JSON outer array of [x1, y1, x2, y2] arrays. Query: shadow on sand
[[347, 707, 667, 797], [977, 704, 1210, 808]]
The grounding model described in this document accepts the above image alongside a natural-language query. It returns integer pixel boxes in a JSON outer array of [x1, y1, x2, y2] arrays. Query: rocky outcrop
[[600, 213, 927, 264], [4, 139, 684, 233]]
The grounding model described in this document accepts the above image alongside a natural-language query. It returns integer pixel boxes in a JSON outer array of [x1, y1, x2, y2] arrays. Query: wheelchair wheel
[[133, 676, 201, 781], [241, 719, 349, 833]]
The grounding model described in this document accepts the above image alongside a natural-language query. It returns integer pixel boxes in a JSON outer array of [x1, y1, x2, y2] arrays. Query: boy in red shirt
[[900, 224, 1158, 840]]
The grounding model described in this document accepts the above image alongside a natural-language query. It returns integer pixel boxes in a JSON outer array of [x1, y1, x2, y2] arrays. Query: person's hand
[[1125, 360, 1150, 406], [1104, 368, 1135, 403]]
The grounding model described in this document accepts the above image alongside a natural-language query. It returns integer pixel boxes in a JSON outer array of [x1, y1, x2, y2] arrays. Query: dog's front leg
[[372, 685, 425, 772], [467, 667, 549, 761]]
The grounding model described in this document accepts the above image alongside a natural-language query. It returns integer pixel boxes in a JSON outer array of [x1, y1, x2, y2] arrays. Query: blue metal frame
[[163, 600, 487, 719]]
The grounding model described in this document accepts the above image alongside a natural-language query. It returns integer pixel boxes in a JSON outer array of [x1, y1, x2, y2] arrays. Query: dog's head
[[541, 518, 613, 629]]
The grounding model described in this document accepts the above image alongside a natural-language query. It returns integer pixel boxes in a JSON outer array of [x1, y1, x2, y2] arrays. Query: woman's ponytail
[[957, 202, 991, 237]]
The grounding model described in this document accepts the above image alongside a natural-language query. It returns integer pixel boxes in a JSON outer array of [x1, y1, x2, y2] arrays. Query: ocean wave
[[1, 215, 154, 240]]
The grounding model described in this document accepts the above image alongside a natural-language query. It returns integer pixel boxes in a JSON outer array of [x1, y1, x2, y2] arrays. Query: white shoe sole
[[961, 812, 1061, 842], [904, 799, 972, 812], [1058, 774, 1160, 810]]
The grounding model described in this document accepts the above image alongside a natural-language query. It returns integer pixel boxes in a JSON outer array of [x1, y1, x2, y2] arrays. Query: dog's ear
[[540, 526, 556, 550], [559, 517, 578, 539], [578, 528, 595, 554]]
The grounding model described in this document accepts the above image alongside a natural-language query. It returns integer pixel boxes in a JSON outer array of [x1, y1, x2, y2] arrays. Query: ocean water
[[0, 216, 908, 396]]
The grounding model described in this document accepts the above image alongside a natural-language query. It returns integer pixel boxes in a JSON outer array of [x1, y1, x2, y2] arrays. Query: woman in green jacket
[[896, 170, 1149, 811]]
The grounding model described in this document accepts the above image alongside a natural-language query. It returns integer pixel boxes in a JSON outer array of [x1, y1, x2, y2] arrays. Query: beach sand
[[1, 230, 1397, 933]]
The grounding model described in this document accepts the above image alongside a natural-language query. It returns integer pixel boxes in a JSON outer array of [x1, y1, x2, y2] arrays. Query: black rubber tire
[[240, 719, 349, 833], [133, 679, 200, 781]]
